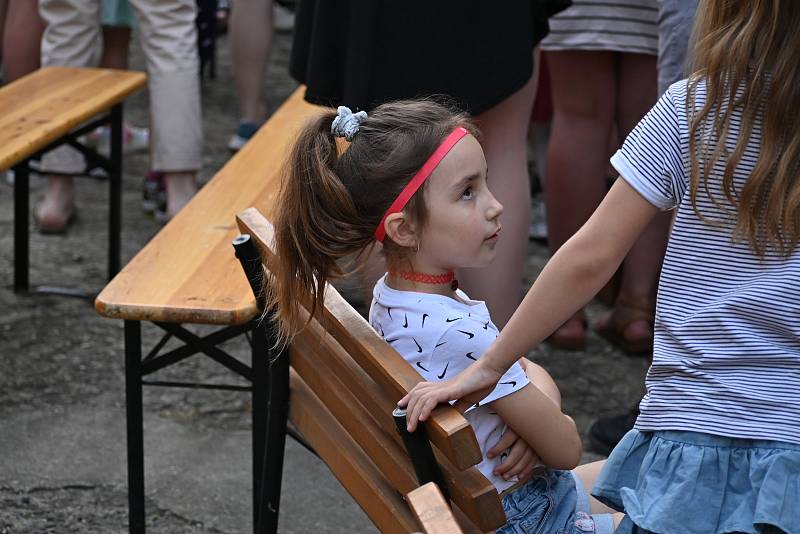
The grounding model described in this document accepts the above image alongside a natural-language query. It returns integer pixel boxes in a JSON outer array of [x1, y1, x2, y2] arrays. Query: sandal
[[33, 201, 77, 234], [547, 309, 587, 351], [594, 295, 654, 355]]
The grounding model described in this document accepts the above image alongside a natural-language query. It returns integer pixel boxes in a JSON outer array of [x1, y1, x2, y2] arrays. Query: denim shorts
[[497, 470, 614, 534], [593, 429, 800, 533]]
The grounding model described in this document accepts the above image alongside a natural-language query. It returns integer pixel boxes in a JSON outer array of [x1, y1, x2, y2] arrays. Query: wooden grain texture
[[407, 483, 464, 534], [95, 87, 322, 324], [292, 319, 506, 531], [236, 206, 484, 471], [288, 368, 420, 534], [0, 66, 147, 170]]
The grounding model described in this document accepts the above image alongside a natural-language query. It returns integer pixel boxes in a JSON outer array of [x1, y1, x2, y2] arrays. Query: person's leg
[[231, 0, 272, 125], [573, 461, 625, 528], [2, 0, 45, 82], [36, 0, 100, 231], [543, 50, 617, 347], [458, 64, 538, 328], [594, 52, 666, 351], [128, 0, 202, 218]]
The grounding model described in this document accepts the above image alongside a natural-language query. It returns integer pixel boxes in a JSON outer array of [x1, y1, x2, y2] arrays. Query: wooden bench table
[[1, 66, 147, 293], [95, 87, 320, 533]]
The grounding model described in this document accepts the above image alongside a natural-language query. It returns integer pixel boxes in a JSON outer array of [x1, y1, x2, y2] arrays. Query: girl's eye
[[461, 187, 474, 200]]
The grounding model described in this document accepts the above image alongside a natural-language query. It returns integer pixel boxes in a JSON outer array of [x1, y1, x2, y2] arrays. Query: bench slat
[[0, 66, 146, 170], [407, 483, 464, 534], [288, 368, 420, 534], [236, 207, 482, 470]]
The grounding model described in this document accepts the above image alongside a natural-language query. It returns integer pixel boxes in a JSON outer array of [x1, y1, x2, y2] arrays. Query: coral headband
[[374, 126, 469, 242]]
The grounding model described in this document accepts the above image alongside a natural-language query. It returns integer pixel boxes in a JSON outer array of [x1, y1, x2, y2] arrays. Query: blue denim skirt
[[592, 429, 800, 534], [498, 470, 614, 534]]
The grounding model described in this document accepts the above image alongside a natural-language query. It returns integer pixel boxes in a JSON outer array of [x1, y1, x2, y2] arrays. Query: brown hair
[[266, 99, 475, 345], [688, 0, 800, 257]]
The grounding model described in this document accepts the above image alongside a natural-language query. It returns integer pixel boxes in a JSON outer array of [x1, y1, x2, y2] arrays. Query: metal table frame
[[13, 104, 123, 296]]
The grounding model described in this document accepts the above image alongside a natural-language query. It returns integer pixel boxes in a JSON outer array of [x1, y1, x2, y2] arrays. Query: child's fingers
[[487, 428, 518, 458]]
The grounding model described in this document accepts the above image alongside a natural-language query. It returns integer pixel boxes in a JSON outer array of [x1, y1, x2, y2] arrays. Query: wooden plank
[[0, 66, 147, 170], [236, 207, 483, 470], [292, 322, 506, 531], [95, 87, 321, 324], [407, 483, 464, 534], [288, 368, 419, 534]]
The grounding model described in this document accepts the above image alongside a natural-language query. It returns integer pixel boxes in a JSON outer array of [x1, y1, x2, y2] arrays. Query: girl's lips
[[486, 227, 502, 240]]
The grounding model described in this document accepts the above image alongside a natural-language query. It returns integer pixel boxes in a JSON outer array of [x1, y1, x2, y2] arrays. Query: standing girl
[[401, 1, 800, 532], [266, 101, 620, 533]]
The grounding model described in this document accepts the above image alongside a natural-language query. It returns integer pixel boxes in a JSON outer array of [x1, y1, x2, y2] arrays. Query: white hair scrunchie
[[331, 106, 368, 141]]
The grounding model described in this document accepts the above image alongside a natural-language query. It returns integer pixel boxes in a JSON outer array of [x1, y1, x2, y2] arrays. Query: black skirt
[[290, 1, 571, 115]]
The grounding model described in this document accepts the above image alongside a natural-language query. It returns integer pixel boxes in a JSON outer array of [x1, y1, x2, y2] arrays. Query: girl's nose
[[486, 192, 503, 220]]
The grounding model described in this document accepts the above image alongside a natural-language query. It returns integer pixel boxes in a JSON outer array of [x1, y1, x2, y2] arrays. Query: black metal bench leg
[[125, 320, 146, 533], [259, 341, 289, 534], [13, 162, 29, 292], [109, 103, 123, 280], [252, 323, 269, 533]]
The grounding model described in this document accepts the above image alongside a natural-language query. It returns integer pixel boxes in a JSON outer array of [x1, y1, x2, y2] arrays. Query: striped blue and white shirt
[[612, 79, 800, 444]]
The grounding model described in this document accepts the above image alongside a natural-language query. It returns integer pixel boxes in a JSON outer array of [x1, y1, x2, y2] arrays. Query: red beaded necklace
[[389, 269, 459, 291]]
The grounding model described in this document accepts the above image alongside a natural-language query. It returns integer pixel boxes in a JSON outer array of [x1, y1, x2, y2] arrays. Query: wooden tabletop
[[95, 87, 324, 325], [0, 66, 147, 171]]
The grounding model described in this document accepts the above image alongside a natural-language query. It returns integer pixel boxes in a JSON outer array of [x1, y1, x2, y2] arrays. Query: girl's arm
[[400, 178, 662, 430], [489, 383, 582, 470]]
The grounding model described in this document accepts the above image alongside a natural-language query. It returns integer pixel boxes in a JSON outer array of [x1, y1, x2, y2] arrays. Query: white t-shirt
[[369, 275, 531, 493]]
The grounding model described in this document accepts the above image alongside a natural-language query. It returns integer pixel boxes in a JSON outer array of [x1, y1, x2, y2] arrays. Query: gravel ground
[[0, 21, 649, 533]]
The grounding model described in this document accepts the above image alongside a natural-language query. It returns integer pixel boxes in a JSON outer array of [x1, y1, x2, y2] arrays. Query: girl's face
[[414, 134, 503, 272]]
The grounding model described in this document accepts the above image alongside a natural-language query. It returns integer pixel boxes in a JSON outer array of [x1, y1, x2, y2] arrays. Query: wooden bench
[[95, 87, 505, 532], [233, 207, 509, 533], [1, 66, 147, 293]]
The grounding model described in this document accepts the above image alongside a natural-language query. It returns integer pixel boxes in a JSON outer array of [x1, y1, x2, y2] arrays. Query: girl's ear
[[384, 211, 419, 248]]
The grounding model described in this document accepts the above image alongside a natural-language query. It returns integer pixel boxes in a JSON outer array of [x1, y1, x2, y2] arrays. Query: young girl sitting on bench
[[265, 100, 622, 533]]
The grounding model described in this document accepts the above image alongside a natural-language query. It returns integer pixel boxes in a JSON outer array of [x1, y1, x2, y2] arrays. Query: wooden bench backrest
[[236, 208, 507, 532]]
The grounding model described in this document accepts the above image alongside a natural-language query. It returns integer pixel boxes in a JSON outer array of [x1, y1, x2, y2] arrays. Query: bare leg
[[231, 0, 272, 124], [100, 25, 131, 70], [2, 0, 45, 82], [164, 171, 196, 219], [573, 461, 625, 527], [594, 52, 666, 347], [459, 66, 538, 328], [544, 50, 616, 346]]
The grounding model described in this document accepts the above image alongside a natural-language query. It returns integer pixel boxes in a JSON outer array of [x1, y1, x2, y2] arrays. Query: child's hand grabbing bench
[[235, 206, 508, 533]]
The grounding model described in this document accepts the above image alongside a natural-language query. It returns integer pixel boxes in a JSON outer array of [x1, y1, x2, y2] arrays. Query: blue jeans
[[498, 470, 614, 534]]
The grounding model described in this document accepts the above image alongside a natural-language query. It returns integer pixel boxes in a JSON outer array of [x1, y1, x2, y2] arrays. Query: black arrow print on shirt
[[445, 317, 462, 323], [385, 337, 399, 344], [416, 362, 429, 373], [483, 320, 490, 330], [379, 326, 384, 337], [435, 341, 446, 348], [466, 352, 476, 361], [387, 307, 393, 320], [437, 362, 449, 379], [422, 313, 429, 328], [402, 314, 408, 328], [457, 330, 475, 339], [500, 380, 517, 388], [412, 338, 423, 353]]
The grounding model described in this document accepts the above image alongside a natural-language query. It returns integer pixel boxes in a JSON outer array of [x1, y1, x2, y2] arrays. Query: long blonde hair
[[688, 0, 800, 257]]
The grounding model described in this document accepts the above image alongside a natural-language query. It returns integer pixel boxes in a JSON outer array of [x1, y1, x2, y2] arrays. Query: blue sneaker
[[227, 121, 261, 151]]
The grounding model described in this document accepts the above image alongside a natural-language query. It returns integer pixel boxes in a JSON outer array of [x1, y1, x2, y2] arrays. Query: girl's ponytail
[[265, 99, 476, 345], [266, 112, 375, 346]]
